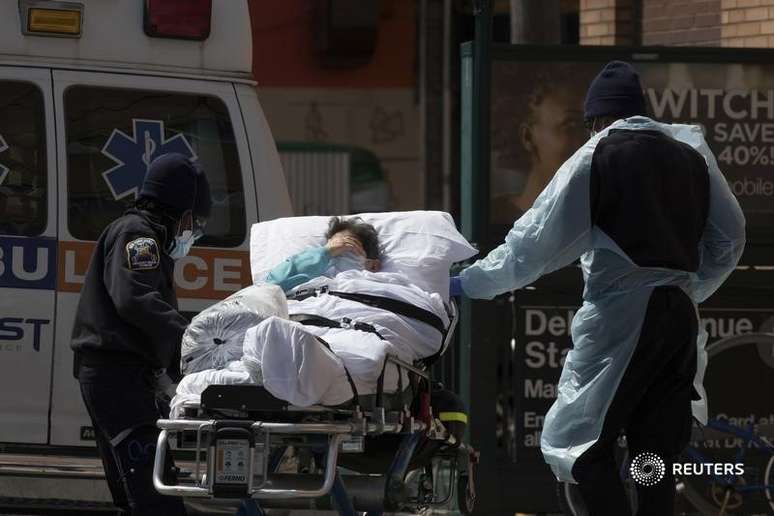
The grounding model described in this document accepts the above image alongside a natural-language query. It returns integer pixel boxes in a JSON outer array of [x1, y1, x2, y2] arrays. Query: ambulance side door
[[49, 70, 256, 446], [0, 68, 57, 444]]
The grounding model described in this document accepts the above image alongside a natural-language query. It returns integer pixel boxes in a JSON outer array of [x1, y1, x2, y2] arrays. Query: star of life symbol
[[0, 133, 9, 185], [630, 451, 666, 486], [101, 119, 196, 200]]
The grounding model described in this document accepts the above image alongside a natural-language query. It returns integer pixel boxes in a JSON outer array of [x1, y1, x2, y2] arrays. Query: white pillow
[[250, 211, 477, 300]]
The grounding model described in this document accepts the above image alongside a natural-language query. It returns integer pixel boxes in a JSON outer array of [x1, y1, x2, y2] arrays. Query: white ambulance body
[[0, 0, 291, 507]]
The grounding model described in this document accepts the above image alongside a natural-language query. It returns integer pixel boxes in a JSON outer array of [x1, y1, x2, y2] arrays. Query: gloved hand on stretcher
[[449, 276, 464, 297], [153, 369, 177, 402]]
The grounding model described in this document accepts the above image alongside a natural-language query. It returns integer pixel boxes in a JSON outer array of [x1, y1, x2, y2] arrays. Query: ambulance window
[[64, 86, 245, 247], [0, 81, 46, 237]]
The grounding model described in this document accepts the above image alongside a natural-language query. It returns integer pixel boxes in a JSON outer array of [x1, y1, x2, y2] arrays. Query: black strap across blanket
[[289, 286, 447, 336], [291, 313, 404, 410], [289, 313, 385, 340]]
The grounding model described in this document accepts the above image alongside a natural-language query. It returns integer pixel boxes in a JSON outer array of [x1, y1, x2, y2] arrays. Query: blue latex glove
[[449, 275, 464, 297]]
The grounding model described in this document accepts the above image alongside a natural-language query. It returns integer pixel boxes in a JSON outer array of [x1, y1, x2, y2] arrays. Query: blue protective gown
[[459, 117, 745, 482], [266, 247, 333, 292]]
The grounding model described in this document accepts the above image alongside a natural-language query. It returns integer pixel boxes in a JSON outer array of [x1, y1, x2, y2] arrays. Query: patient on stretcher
[[171, 212, 476, 416], [267, 216, 384, 288]]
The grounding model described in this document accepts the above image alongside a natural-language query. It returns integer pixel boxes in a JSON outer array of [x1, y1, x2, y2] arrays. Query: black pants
[[570, 286, 698, 516], [78, 363, 186, 516]]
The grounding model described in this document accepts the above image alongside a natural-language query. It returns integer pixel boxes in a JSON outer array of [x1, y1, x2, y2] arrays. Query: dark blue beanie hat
[[584, 61, 647, 121], [139, 153, 200, 215]]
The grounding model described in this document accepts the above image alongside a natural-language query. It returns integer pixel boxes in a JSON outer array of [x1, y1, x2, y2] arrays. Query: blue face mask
[[169, 230, 195, 260]]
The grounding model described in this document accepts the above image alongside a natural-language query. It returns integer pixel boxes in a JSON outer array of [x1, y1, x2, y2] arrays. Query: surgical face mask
[[332, 252, 367, 274], [169, 230, 195, 260], [165, 209, 206, 260]]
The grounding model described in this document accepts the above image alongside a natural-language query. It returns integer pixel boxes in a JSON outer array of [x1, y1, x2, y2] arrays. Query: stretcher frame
[[153, 301, 478, 514]]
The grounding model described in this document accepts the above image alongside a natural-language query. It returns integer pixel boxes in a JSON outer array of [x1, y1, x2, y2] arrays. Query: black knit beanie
[[584, 61, 647, 121], [139, 153, 199, 215]]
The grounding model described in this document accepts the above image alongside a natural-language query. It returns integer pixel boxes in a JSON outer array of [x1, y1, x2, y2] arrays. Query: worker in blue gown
[[451, 61, 745, 515]]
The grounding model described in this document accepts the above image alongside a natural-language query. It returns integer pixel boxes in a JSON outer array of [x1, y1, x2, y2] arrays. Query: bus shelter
[[458, 24, 774, 514]]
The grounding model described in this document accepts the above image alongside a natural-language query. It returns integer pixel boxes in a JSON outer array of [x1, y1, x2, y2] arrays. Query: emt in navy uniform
[[71, 153, 211, 516], [451, 62, 745, 515]]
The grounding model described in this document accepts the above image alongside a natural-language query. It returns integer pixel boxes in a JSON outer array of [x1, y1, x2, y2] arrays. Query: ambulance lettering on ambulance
[[0, 236, 57, 290], [0, 318, 50, 352], [57, 241, 251, 299], [0, 237, 55, 352]]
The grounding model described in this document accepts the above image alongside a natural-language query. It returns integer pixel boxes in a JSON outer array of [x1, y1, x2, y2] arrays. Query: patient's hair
[[326, 216, 380, 260]]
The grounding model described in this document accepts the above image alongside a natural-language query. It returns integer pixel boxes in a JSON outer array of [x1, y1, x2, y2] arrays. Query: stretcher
[[153, 300, 478, 515]]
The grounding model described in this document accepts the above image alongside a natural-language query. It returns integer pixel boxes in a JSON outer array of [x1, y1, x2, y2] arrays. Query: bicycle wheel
[[678, 332, 774, 515], [764, 452, 774, 513], [679, 472, 747, 516]]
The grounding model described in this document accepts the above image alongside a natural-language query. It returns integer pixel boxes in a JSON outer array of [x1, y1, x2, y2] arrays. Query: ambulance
[[0, 0, 292, 508]]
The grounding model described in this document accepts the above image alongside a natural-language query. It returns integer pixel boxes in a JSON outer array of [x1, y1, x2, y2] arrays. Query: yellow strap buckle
[[438, 411, 468, 424]]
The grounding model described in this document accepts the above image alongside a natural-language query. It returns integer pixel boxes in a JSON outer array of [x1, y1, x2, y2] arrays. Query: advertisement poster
[[509, 303, 774, 452]]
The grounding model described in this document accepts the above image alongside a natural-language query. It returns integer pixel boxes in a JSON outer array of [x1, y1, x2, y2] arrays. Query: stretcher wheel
[[458, 474, 475, 515]]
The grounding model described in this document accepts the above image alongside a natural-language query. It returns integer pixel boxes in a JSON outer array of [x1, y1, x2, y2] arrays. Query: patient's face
[[327, 230, 381, 272]]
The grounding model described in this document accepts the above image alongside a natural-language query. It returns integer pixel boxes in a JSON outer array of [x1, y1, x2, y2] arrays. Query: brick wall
[[572, 0, 774, 48], [642, 0, 721, 46], [580, 0, 636, 44], [721, 0, 774, 47]]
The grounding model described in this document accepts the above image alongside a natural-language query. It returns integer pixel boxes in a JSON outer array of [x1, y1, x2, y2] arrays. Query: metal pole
[[459, 0, 492, 415], [459, 0, 499, 513], [472, 1, 492, 230], [442, 0, 452, 212], [419, 0, 428, 207]]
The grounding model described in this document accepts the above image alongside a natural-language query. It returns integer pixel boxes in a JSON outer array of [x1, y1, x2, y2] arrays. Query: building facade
[[581, 0, 774, 48]]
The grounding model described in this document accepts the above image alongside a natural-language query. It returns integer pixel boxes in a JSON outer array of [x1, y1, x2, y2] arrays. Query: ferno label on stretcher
[[215, 439, 251, 484]]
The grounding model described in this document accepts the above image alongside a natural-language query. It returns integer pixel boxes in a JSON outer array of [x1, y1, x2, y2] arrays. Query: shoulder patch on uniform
[[126, 237, 160, 270]]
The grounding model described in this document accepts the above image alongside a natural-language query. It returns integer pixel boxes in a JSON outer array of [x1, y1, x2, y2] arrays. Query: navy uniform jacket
[[71, 208, 188, 378]]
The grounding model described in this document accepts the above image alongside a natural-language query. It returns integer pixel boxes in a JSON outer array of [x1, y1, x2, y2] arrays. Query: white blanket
[[171, 269, 449, 413], [244, 270, 449, 407], [171, 361, 253, 417]]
